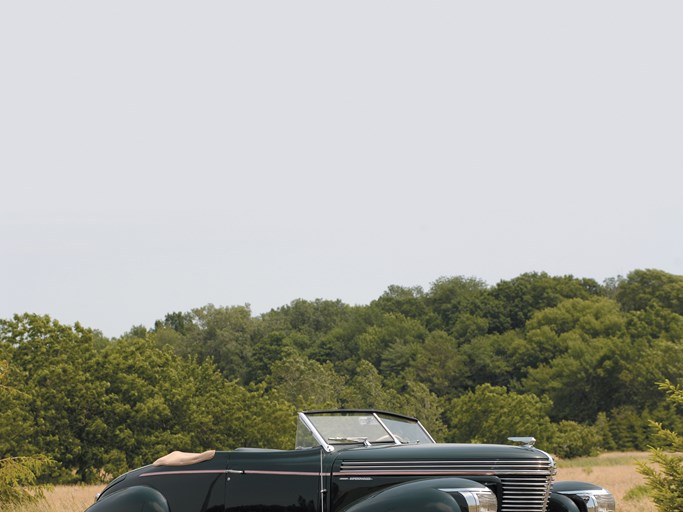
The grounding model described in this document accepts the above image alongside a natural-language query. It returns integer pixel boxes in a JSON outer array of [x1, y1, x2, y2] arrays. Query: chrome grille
[[339, 459, 554, 512]]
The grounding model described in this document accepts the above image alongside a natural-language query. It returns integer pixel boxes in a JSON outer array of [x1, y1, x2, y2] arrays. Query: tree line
[[1, 268, 682, 486]]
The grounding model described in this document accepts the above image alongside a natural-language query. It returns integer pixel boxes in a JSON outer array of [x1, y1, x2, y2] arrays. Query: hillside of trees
[[1, 268, 683, 484]]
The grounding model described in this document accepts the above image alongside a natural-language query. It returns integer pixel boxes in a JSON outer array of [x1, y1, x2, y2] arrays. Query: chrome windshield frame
[[299, 409, 435, 449], [298, 412, 335, 452]]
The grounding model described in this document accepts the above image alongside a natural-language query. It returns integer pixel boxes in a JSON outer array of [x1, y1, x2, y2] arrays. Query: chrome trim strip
[[141, 470, 229, 477], [245, 470, 321, 477], [141, 469, 321, 478], [334, 470, 496, 476]]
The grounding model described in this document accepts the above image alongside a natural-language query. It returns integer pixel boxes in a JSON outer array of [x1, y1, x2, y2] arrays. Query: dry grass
[[556, 451, 655, 512], [5, 485, 104, 512], [6, 452, 657, 512]]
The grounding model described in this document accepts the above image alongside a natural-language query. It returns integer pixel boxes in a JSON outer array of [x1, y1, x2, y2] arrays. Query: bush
[[0, 455, 51, 506], [546, 420, 601, 458], [638, 381, 683, 512]]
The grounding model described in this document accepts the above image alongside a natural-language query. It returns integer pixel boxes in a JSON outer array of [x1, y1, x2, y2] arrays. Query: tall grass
[[4, 485, 103, 512], [555, 452, 655, 512], [7, 452, 656, 512]]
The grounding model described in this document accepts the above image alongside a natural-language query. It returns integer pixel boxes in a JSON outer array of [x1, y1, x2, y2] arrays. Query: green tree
[[269, 299, 351, 337], [341, 360, 398, 409], [372, 285, 435, 324], [638, 381, 683, 512], [340, 361, 447, 440], [313, 305, 383, 375], [521, 334, 624, 422], [446, 384, 555, 446], [0, 314, 106, 482], [425, 276, 489, 332], [266, 351, 346, 410], [187, 304, 256, 382], [355, 313, 428, 369], [412, 330, 468, 395], [0, 358, 51, 505], [0, 455, 51, 506], [460, 331, 526, 389], [617, 269, 683, 315], [490, 272, 599, 331], [519, 299, 631, 422]]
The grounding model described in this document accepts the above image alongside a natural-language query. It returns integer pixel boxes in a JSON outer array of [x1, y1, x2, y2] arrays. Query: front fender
[[339, 477, 494, 512], [550, 480, 616, 512], [548, 492, 581, 512], [85, 485, 170, 512]]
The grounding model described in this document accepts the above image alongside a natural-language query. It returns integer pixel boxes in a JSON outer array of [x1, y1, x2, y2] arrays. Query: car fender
[[550, 480, 613, 512], [548, 492, 581, 512], [338, 477, 494, 512], [85, 485, 169, 512]]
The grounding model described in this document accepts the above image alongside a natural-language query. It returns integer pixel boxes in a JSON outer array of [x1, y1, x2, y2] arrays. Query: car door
[[225, 448, 322, 512]]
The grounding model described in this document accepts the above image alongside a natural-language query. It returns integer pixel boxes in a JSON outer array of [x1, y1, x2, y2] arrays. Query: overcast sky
[[1, 2, 681, 337]]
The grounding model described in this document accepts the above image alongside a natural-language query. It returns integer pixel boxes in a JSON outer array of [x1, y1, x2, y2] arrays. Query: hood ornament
[[508, 437, 536, 448]]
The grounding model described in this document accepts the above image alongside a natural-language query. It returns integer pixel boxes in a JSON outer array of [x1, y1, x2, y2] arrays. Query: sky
[[1, 2, 682, 338]]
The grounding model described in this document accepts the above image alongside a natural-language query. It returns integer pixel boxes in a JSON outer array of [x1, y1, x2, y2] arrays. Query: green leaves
[[1, 267, 683, 488], [446, 384, 555, 446], [0, 455, 52, 505], [638, 381, 683, 512], [0, 356, 53, 506]]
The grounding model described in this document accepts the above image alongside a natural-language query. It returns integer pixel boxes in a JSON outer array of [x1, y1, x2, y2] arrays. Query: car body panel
[[86, 410, 614, 512]]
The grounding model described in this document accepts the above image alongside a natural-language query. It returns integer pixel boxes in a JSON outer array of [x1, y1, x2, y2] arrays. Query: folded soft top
[[153, 450, 216, 466]]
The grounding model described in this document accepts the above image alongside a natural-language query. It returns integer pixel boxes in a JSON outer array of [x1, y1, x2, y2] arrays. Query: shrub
[[638, 381, 683, 512]]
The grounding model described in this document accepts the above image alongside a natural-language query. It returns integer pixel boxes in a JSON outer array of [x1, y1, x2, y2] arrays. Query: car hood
[[332, 442, 554, 465]]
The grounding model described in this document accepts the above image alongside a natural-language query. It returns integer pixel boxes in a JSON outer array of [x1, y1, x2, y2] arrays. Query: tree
[[266, 351, 346, 410], [412, 330, 468, 395], [426, 276, 489, 332], [460, 331, 526, 389], [0, 314, 106, 482], [0, 455, 50, 506], [188, 304, 255, 382], [355, 313, 428, 370], [446, 384, 555, 447], [518, 299, 632, 422], [0, 358, 51, 505], [639, 381, 683, 512], [616, 269, 683, 315], [490, 272, 599, 331], [372, 285, 434, 324], [521, 334, 624, 422], [340, 361, 447, 440]]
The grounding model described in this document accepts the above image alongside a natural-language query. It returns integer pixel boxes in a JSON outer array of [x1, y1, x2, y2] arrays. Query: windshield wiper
[[328, 436, 371, 447]]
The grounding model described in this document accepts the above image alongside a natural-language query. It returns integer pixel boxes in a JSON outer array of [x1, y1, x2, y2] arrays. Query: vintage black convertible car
[[86, 409, 615, 512]]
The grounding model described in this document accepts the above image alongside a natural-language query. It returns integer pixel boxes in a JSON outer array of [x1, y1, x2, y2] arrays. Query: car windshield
[[296, 410, 434, 449]]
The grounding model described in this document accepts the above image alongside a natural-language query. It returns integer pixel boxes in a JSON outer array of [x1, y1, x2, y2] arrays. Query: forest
[[1, 268, 683, 486]]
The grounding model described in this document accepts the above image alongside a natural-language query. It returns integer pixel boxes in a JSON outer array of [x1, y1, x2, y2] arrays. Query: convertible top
[[153, 450, 216, 466]]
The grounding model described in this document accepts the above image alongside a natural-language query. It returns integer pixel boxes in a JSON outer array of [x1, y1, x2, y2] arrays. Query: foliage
[[638, 381, 683, 512], [616, 269, 683, 315], [445, 384, 555, 446], [2, 268, 683, 484], [0, 358, 52, 506], [546, 420, 602, 459], [266, 350, 346, 410], [445, 384, 605, 457], [0, 315, 105, 483], [0, 455, 51, 506]]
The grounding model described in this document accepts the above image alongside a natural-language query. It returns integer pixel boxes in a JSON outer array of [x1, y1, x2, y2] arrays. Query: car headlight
[[562, 488, 616, 512], [440, 486, 498, 512]]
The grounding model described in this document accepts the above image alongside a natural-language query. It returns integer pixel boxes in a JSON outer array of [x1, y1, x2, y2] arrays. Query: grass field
[[7, 452, 655, 512], [555, 451, 655, 512]]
